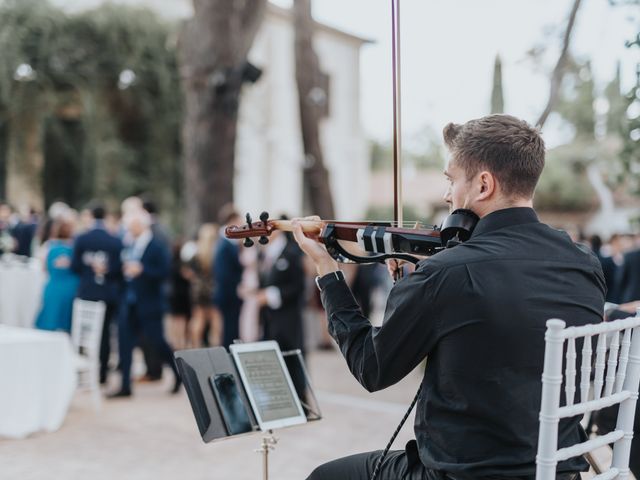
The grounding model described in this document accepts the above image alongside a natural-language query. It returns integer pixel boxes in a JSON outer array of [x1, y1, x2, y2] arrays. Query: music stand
[[174, 342, 321, 480]]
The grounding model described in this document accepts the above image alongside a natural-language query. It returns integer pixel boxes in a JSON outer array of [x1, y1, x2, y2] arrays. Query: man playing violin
[[292, 114, 606, 480]]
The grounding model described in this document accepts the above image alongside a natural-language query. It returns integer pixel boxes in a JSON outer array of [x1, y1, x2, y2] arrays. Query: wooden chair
[[536, 312, 640, 480], [71, 299, 106, 412]]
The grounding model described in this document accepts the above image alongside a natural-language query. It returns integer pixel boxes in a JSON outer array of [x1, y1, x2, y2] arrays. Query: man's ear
[[476, 171, 495, 200]]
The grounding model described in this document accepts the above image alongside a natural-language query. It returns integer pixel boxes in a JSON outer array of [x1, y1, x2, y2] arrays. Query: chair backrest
[[71, 299, 106, 359], [536, 312, 640, 480]]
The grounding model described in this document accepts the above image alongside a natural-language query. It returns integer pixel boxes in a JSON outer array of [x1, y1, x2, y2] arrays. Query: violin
[[224, 209, 479, 265]]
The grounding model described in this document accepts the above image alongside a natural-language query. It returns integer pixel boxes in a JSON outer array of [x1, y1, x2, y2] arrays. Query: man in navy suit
[[109, 210, 179, 397], [71, 204, 124, 384], [213, 206, 244, 348]]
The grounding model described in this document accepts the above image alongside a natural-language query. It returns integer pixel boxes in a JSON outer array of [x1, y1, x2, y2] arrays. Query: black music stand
[[174, 344, 321, 479]]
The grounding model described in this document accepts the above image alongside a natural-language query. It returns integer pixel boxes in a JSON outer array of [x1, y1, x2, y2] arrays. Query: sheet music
[[237, 350, 300, 422]]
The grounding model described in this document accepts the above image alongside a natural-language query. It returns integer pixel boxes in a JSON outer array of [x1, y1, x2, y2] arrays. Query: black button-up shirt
[[320, 207, 606, 477]]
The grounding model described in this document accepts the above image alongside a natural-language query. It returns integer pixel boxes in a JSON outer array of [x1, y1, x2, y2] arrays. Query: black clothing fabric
[[307, 444, 581, 480], [169, 257, 192, 317], [319, 208, 605, 477], [619, 249, 640, 303], [598, 255, 621, 303], [98, 302, 117, 383]]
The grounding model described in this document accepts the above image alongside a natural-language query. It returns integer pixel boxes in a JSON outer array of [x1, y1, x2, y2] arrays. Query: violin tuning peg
[[259, 236, 269, 245], [260, 211, 269, 223], [243, 238, 255, 248], [245, 213, 253, 225]]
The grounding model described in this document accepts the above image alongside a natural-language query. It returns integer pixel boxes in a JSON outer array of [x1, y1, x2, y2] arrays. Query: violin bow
[[391, 0, 404, 279]]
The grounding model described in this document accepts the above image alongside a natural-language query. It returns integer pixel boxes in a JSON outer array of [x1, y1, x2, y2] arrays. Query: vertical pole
[[611, 312, 640, 480], [536, 319, 566, 480], [262, 436, 269, 480], [391, 0, 402, 228]]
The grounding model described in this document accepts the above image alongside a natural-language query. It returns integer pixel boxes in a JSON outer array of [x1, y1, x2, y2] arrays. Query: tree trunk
[[6, 86, 45, 212], [536, 0, 582, 129], [179, 0, 267, 233], [293, 0, 335, 219]]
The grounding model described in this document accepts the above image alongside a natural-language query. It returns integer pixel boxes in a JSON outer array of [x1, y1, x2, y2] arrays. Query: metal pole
[[391, 0, 402, 228], [256, 432, 277, 480], [262, 437, 269, 480]]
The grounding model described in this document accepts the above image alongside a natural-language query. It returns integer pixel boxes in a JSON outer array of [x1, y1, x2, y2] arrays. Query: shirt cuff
[[264, 286, 282, 309]]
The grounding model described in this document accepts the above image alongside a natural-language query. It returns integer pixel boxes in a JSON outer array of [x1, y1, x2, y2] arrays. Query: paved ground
[[0, 348, 423, 480]]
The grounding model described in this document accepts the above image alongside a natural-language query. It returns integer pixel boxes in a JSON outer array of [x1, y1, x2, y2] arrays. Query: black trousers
[[306, 448, 430, 480], [99, 302, 117, 382], [306, 443, 581, 480]]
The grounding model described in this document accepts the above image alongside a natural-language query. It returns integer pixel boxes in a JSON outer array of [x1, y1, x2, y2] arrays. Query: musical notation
[[238, 350, 299, 422]]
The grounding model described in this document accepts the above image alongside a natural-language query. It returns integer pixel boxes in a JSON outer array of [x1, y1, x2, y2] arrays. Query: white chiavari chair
[[536, 311, 640, 480], [71, 299, 106, 412]]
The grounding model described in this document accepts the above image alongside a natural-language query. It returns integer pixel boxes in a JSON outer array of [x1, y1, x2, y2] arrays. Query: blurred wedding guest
[[619, 243, 640, 304], [238, 245, 260, 342], [12, 206, 39, 257], [256, 227, 307, 398], [35, 219, 79, 332], [121, 196, 143, 216], [77, 207, 95, 234], [71, 203, 124, 384], [142, 198, 170, 250], [109, 210, 179, 398], [189, 223, 221, 347], [120, 195, 162, 380], [213, 205, 244, 348], [598, 234, 629, 303], [140, 198, 170, 380], [0, 201, 16, 255], [350, 263, 381, 319], [168, 239, 192, 350], [39, 201, 72, 245]]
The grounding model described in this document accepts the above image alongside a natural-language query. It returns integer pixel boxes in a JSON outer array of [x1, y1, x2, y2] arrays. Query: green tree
[[0, 0, 183, 223], [604, 62, 628, 136], [557, 61, 596, 140], [490, 54, 504, 114]]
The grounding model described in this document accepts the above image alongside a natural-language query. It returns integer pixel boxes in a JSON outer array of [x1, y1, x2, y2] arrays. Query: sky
[[273, 0, 639, 148]]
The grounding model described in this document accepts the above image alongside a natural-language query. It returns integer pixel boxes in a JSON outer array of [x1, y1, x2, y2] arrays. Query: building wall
[[235, 6, 369, 220]]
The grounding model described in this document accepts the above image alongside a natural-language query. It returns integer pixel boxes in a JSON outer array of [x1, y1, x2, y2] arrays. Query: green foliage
[[0, 0, 183, 224], [605, 63, 627, 136], [557, 61, 596, 140], [618, 85, 640, 191], [534, 141, 598, 211]]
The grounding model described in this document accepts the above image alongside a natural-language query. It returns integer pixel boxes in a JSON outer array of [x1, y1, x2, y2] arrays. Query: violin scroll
[[225, 211, 275, 245]]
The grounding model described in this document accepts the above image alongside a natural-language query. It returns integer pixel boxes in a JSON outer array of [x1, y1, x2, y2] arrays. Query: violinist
[[292, 114, 606, 480]]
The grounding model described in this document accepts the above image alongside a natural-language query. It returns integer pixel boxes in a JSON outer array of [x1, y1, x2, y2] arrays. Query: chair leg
[[585, 451, 603, 475], [89, 366, 102, 412]]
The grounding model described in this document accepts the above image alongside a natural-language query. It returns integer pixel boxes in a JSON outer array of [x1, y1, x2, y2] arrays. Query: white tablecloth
[[0, 258, 45, 327], [0, 325, 77, 439]]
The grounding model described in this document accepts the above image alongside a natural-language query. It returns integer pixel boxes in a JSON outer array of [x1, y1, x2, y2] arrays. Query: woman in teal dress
[[35, 219, 79, 333]]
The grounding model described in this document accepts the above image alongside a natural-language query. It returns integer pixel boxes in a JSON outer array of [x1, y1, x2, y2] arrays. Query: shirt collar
[[470, 207, 539, 238]]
